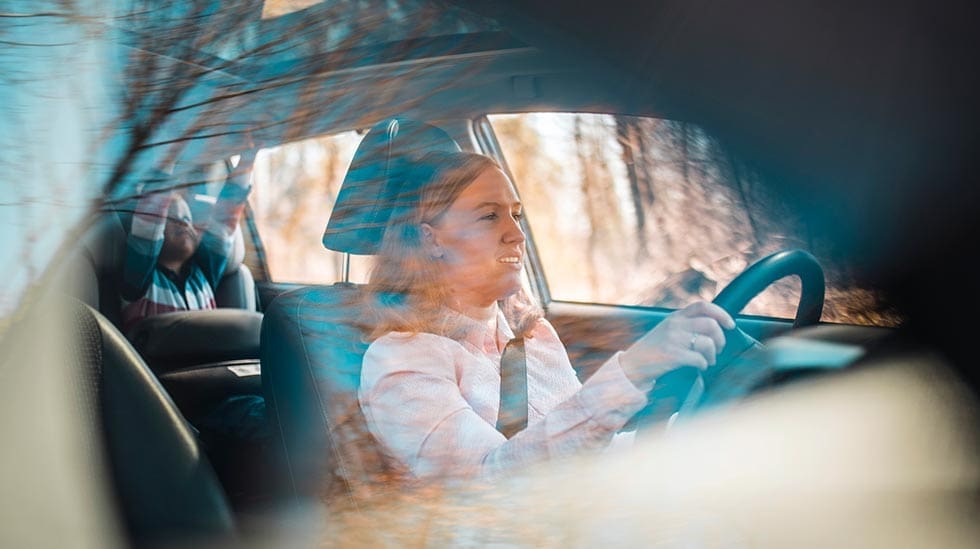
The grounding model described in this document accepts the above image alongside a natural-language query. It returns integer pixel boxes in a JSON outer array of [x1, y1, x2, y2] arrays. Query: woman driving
[[359, 150, 735, 481]]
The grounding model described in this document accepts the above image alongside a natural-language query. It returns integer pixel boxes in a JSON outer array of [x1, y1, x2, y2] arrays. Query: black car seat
[[1, 293, 238, 546], [260, 118, 461, 506]]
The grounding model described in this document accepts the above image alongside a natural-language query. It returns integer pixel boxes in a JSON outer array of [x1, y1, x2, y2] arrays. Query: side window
[[249, 131, 373, 284], [488, 113, 896, 326]]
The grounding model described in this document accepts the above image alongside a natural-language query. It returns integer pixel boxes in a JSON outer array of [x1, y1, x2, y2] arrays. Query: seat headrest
[[323, 118, 461, 255]]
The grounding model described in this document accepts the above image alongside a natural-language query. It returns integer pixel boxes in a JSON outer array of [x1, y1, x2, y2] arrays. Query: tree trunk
[[616, 116, 648, 257]]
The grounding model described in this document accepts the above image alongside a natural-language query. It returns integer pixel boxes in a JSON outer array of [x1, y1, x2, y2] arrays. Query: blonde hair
[[365, 151, 542, 340]]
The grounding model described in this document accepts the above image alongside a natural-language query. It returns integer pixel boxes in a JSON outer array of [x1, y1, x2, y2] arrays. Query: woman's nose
[[502, 216, 526, 244]]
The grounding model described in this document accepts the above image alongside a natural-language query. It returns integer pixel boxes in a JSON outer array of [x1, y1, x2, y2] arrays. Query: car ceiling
[[110, 0, 978, 245], [454, 2, 976, 214], [117, 0, 976, 191], [111, 0, 647, 170]]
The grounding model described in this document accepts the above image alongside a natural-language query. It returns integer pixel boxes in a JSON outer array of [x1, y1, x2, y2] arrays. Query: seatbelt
[[496, 337, 528, 438]]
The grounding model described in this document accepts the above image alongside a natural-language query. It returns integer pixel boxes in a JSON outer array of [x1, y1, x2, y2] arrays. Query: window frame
[[239, 202, 272, 282], [472, 115, 553, 308]]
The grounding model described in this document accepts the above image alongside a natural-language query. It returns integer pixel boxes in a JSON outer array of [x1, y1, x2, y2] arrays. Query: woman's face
[[422, 167, 526, 310]]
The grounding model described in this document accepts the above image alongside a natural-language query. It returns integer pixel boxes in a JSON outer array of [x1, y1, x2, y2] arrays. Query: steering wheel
[[631, 249, 825, 430], [713, 249, 825, 329]]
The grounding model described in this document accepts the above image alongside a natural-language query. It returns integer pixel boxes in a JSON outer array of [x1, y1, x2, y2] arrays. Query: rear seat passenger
[[58, 188, 272, 509], [63, 197, 262, 366]]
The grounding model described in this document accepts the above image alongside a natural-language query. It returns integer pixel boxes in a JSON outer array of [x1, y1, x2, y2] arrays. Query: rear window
[[249, 130, 373, 284]]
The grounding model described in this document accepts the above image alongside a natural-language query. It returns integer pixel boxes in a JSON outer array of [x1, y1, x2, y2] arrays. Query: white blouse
[[359, 308, 648, 480]]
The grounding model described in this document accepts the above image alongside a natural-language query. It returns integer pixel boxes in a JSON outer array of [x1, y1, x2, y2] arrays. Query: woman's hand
[[619, 301, 736, 391]]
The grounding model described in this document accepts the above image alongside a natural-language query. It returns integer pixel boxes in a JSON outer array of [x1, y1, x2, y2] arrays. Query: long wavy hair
[[364, 150, 542, 341]]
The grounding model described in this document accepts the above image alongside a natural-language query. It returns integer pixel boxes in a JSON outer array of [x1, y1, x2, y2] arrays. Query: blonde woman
[[359, 151, 734, 481]]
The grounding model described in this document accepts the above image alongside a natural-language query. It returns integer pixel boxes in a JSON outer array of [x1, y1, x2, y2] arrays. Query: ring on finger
[[689, 333, 699, 350]]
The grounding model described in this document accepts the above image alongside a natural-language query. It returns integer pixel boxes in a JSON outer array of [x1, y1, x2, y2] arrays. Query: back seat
[[58, 197, 272, 511], [71, 201, 258, 327]]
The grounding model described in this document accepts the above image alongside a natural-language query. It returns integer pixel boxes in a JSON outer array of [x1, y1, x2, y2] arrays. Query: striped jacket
[[120, 171, 251, 333]]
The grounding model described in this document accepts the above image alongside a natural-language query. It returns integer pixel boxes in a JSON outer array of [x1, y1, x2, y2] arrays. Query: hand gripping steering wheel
[[629, 249, 825, 431]]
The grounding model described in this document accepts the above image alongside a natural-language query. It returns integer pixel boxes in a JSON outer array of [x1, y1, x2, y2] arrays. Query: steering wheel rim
[[632, 249, 826, 431], [712, 249, 825, 328]]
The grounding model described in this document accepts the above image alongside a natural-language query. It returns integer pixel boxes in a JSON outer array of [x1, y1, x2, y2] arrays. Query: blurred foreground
[[300, 354, 979, 547]]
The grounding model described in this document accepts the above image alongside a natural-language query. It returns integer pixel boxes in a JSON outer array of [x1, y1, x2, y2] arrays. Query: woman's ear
[[419, 223, 444, 259]]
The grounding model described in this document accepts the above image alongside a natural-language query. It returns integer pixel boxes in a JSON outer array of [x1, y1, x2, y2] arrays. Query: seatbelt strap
[[496, 337, 528, 438]]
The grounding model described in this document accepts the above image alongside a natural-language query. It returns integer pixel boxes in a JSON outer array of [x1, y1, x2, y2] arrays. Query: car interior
[[10, 1, 976, 547], [53, 112, 899, 545]]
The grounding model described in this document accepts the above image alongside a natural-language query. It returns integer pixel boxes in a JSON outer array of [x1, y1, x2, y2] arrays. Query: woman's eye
[[481, 212, 498, 221], [512, 211, 523, 220]]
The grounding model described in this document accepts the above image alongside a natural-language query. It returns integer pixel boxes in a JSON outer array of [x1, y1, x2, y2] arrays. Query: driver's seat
[[260, 119, 461, 506]]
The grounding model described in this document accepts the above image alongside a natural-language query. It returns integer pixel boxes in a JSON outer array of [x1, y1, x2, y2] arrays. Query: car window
[[249, 130, 373, 284], [488, 112, 897, 326]]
